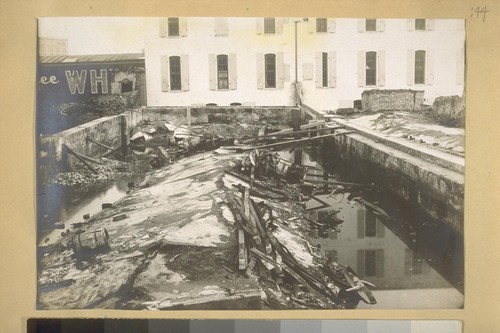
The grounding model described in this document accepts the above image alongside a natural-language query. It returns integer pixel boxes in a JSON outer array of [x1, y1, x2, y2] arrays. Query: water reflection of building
[[310, 196, 452, 290], [280, 148, 454, 291]]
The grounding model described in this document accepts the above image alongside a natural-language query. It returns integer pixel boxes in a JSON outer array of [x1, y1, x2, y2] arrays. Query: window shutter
[[456, 48, 464, 85], [328, 51, 336, 88], [256, 53, 264, 89], [214, 17, 228, 36], [426, 19, 435, 30], [159, 18, 167, 37], [256, 18, 264, 35], [407, 19, 414, 31], [328, 19, 336, 33], [357, 208, 366, 239], [229, 53, 237, 90], [315, 52, 322, 88], [303, 63, 313, 80], [407, 49, 415, 85], [208, 54, 216, 90], [376, 249, 384, 277], [276, 18, 284, 34], [357, 19, 365, 32], [179, 17, 188, 37], [277, 52, 284, 89], [426, 49, 434, 85], [160, 55, 169, 92], [376, 19, 385, 32], [307, 18, 316, 33], [181, 54, 189, 91], [357, 250, 365, 277], [376, 219, 385, 238], [377, 50, 385, 86], [357, 51, 365, 87], [283, 63, 291, 82]]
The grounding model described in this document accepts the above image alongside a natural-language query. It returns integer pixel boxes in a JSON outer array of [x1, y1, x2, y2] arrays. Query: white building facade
[[144, 17, 465, 111]]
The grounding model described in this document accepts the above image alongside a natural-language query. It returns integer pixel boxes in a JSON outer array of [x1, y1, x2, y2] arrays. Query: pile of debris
[[222, 147, 377, 309], [50, 157, 130, 189]]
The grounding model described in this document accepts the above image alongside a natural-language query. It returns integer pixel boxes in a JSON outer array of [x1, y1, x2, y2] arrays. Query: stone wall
[[361, 89, 424, 112], [141, 106, 301, 127], [432, 95, 465, 128], [333, 133, 464, 235]]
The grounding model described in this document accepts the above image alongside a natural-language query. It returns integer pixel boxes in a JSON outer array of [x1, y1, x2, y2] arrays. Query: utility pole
[[295, 20, 298, 83]]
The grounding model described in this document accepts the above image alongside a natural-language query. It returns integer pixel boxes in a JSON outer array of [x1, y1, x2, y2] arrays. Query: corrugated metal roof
[[39, 53, 145, 64]]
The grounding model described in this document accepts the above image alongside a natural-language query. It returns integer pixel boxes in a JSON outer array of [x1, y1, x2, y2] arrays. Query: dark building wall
[[37, 60, 146, 106]]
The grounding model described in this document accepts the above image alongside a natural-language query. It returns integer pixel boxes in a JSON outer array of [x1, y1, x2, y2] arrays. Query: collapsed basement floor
[[37, 110, 465, 310]]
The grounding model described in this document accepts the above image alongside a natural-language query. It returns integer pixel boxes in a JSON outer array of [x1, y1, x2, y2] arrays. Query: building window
[[365, 250, 377, 277], [121, 79, 133, 93], [366, 51, 377, 86], [415, 19, 426, 31], [169, 56, 181, 90], [415, 50, 426, 84], [265, 53, 276, 88], [168, 17, 180, 36], [264, 17, 276, 34], [358, 249, 384, 278], [322, 52, 328, 87], [365, 19, 377, 32], [217, 54, 229, 89], [316, 18, 327, 33], [365, 210, 377, 237]]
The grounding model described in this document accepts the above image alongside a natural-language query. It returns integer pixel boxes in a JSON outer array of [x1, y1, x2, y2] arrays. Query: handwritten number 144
[[471, 6, 490, 22]]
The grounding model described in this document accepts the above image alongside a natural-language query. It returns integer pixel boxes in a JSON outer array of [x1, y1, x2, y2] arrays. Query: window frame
[[216, 54, 229, 90], [264, 17, 276, 34], [167, 17, 180, 37], [316, 18, 328, 33], [414, 50, 426, 84], [365, 19, 377, 32], [365, 210, 377, 237], [322, 52, 328, 87], [365, 51, 377, 86], [264, 53, 277, 88], [169, 56, 182, 91], [415, 18, 426, 31]]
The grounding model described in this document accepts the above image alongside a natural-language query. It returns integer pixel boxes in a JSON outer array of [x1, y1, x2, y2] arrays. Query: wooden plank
[[240, 126, 344, 144], [303, 179, 373, 188], [63, 144, 98, 174], [238, 229, 247, 270], [239, 131, 356, 152]]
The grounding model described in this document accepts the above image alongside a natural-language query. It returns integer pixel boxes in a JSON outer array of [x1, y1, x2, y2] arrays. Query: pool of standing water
[[279, 146, 464, 309]]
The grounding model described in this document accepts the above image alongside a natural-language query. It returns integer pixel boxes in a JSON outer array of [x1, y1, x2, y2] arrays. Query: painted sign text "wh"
[[65, 69, 109, 94]]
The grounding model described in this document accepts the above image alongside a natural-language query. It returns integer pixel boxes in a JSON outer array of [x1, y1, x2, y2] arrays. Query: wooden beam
[[240, 126, 344, 144], [239, 131, 356, 152], [63, 144, 99, 174]]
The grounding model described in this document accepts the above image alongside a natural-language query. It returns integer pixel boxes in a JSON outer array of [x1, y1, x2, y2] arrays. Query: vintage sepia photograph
[[36, 17, 465, 310]]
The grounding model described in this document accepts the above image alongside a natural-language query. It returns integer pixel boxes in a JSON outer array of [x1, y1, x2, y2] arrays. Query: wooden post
[[186, 107, 192, 129], [121, 114, 129, 157], [291, 108, 301, 139]]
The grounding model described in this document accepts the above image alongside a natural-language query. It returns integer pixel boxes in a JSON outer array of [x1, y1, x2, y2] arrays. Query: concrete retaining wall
[[38, 112, 135, 184], [141, 106, 302, 127], [333, 133, 464, 235], [362, 89, 424, 112]]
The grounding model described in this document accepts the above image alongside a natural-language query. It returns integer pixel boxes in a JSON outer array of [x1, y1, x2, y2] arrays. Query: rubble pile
[[222, 148, 377, 309], [50, 158, 130, 188]]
